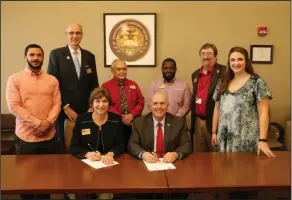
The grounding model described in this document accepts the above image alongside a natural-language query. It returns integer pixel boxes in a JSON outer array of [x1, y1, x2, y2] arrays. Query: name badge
[[196, 98, 202, 104], [82, 129, 91, 135], [158, 84, 165, 89], [129, 85, 136, 89]]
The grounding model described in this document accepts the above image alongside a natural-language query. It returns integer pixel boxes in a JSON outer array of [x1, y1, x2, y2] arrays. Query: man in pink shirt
[[6, 44, 61, 200], [147, 58, 191, 117]]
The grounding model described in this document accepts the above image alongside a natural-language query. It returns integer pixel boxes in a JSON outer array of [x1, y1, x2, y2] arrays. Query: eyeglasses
[[200, 52, 213, 56], [67, 31, 82, 36]]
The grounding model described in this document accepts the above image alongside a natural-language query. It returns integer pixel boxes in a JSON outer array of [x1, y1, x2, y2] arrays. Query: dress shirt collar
[[163, 77, 176, 85], [199, 63, 216, 75], [24, 67, 43, 77], [152, 115, 166, 127], [68, 45, 81, 55], [112, 77, 128, 85]]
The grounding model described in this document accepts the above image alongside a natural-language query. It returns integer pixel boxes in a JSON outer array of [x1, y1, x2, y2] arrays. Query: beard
[[163, 72, 175, 82], [27, 60, 43, 70]]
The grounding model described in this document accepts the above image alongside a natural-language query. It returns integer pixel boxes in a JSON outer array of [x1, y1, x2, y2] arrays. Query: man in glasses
[[48, 24, 99, 152], [190, 43, 226, 152]]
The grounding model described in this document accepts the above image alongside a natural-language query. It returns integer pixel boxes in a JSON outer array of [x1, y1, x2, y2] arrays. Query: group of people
[[6, 23, 275, 200]]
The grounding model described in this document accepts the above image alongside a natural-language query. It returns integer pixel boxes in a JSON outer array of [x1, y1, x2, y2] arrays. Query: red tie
[[156, 122, 164, 158]]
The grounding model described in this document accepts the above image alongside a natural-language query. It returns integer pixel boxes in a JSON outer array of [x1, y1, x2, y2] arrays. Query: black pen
[[88, 143, 98, 153], [148, 150, 157, 157], [148, 150, 161, 162]]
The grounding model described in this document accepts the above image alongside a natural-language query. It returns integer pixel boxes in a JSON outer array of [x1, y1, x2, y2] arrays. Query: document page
[[81, 159, 119, 169], [143, 158, 176, 171]]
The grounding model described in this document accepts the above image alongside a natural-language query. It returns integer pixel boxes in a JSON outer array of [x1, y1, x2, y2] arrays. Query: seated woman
[[70, 87, 124, 162], [70, 87, 124, 200]]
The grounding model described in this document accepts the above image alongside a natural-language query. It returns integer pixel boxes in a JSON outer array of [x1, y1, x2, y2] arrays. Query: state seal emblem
[[109, 19, 150, 62]]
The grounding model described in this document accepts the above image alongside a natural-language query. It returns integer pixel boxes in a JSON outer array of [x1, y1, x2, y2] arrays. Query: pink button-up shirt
[[147, 78, 192, 117], [6, 68, 61, 142]]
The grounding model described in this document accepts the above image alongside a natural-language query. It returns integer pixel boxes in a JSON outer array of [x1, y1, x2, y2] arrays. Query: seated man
[[128, 92, 192, 163]]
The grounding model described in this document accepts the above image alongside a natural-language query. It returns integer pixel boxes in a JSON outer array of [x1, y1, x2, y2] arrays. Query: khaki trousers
[[193, 116, 215, 152]]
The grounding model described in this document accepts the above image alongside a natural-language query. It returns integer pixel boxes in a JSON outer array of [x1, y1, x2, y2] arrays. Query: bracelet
[[258, 139, 267, 142]]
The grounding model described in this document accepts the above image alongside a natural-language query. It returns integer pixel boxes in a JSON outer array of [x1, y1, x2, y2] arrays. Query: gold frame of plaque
[[103, 13, 157, 67]]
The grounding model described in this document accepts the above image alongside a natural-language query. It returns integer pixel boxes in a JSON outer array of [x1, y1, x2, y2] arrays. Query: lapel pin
[[67, 56, 70, 60], [167, 124, 171, 126]]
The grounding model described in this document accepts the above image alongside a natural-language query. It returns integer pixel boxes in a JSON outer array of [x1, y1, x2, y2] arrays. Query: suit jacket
[[128, 113, 192, 159], [47, 46, 99, 114], [190, 63, 226, 136], [70, 112, 124, 159]]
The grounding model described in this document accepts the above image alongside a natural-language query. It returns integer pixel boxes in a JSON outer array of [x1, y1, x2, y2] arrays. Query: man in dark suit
[[191, 43, 226, 152], [128, 93, 192, 163], [47, 24, 99, 151]]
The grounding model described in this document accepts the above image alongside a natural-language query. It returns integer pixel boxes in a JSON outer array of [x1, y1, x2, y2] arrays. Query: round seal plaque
[[109, 19, 150, 62]]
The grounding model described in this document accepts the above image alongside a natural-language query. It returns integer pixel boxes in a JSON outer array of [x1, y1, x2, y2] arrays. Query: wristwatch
[[258, 139, 268, 142]]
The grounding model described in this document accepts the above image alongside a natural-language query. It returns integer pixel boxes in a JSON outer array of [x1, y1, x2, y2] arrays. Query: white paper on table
[[81, 159, 119, 169], [143, 158, 176, 171]]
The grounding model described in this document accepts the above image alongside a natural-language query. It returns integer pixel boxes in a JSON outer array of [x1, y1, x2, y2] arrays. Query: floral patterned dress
[[213, 75, 272, 152]]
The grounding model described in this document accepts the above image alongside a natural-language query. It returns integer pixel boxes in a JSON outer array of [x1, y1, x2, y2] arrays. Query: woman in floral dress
[[211, 46, 275, 158]]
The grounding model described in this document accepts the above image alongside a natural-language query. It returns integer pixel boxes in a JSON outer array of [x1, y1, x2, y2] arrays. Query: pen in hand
[[87, 143, 102, 161], [148, 150, 160, 162], [148, 150, 156, 157], [88, 143, 98, 152]]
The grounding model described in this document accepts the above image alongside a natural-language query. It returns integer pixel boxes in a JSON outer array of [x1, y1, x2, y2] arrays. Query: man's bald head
[[111, 58, 128, 81], [65, 24, 83, 50], [150, 93, 169, 121]]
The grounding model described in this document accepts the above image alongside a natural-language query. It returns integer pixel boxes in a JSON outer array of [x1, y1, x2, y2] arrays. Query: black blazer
[[70, 112, 124, 159], [47, 46, 99, 114], [128, 113, 192, 159], [190, 63, 226, 136]]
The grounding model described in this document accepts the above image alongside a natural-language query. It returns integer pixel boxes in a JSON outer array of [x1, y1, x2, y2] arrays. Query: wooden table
[[1, 154, 168, 194], [166, 151, 291, 192], [2, 152, 290, 195]]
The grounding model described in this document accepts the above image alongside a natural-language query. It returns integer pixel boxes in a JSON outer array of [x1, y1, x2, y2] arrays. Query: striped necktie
[[118, 82, 128, 115]]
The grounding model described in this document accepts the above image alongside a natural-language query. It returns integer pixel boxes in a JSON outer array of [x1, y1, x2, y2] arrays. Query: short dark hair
[[24, 44, 44, 56], [162, 58, 176, 68], [89, 87, 112, 107], [199, 43, 218, 57]]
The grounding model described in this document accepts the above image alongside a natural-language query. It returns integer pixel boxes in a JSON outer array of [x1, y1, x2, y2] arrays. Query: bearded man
[[147, 58, 191, 117]]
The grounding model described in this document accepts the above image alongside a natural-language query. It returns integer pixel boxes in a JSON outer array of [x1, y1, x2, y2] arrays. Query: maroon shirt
[[195, 64, 215, 116], [102, 78, 145, 117]]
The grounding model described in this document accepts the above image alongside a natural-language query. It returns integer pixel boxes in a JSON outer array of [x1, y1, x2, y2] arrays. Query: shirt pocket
[[127, 87, 137, 102]]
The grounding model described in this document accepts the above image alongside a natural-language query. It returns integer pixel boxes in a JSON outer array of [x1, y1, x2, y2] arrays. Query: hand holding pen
[[142, 150, 159, 163], [85, 143, 101, 161]]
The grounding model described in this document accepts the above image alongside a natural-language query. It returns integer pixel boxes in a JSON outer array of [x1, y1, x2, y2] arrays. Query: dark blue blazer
[[48, 45, 99, 114]]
